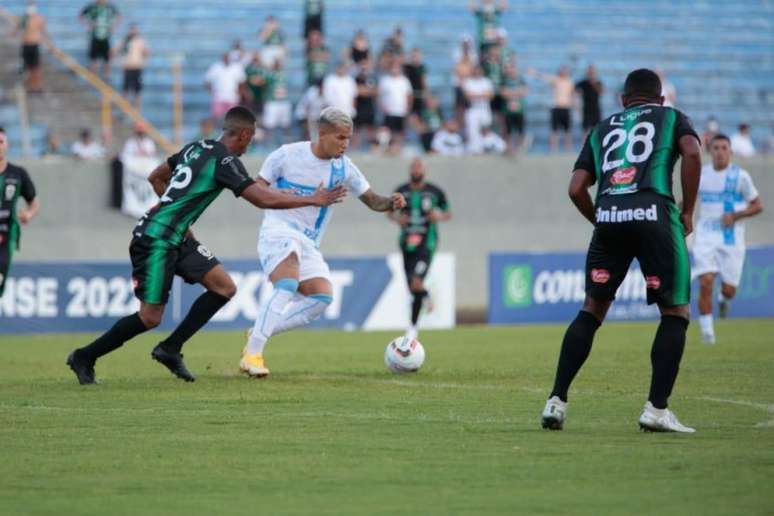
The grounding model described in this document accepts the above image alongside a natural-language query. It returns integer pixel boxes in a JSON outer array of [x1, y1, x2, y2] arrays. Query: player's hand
[[398, 213, 410, 226], [312, 184, 347, 207], [18, 210, 31, 224], [680, 212, 693, 236], [721, 213, 736, 228], [391, 193, 406, 210], [428, 210, 445, 223], [184, 228, 195, 241]]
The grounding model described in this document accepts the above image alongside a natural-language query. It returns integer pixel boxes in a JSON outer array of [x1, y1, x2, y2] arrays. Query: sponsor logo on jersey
[[645, 276, 661, 289], [5, 184, 16, 201], [610, 167, 637, 185], [596, 204, 658, 223], [591, 269, 610, 283], [197, 245, 214, 259], [221, 156, 234, 165], [422, 195, 434, 212]]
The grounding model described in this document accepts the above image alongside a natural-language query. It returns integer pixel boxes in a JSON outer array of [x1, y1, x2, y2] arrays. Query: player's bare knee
[[699, 274, 714, 292], [721, 284, 736, 300], [409, 277, 424, 292], [217, 280, 237, 299], [139, 306, 164, 328]]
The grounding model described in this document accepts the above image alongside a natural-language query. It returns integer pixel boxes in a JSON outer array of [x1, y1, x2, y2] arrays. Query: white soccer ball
[[384, 336, 425, 373]]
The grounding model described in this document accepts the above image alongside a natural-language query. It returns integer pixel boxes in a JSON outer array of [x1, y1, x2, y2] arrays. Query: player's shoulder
[[279, 141, 311, 159], [735, 165, 754, 182], [425, 182, 446, 195], [5, 162, 30, 178], [395, 182, 410, 192]]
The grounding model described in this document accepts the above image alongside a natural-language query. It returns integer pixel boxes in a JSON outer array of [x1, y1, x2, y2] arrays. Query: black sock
[[79, 312, 148, 361], [159, 291, 230, 353], [648, 315, 689, 409], [550, 310, 601, 402], [411, 290, 427, 325]]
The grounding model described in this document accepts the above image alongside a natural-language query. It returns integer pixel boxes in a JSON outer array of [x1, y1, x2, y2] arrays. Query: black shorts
[[89, 37, 110, 61], [304, 14, 322, 38], [123, 68, 143, 94], [129, 236, 220, 305], [505, 112, 524, 135], [411, 96, 424, 116], [21, 44, 40, 69], [551, 108, 571, 132], [585, 193, 691, 307], [384, 115, 405, 133], [490, 94, 505, 114], [354, 106, 375, 128], [454, 86, 469, 109], [420, 131, 435, 152], [0, 236, 11, 297], [402, 245, 434, 283]]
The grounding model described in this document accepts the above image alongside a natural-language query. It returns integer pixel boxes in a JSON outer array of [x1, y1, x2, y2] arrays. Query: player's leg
[[717, 246, 744, 319], [693, 241, 720, 343], [0, 239, 11, 298], [403, 247, 432, 341], [271, 277, 333, 335]]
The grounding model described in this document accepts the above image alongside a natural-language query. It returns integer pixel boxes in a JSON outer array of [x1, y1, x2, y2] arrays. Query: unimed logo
[[503, 265, 532, 307]]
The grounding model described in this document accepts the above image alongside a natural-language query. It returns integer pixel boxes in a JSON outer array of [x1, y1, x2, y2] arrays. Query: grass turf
[[1, 319, 773, 515]]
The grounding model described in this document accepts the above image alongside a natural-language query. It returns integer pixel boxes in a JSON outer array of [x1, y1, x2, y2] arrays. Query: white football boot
[[638, 402, 696, 433], [701, 331, 716, 345], [541, 396, 567, 430]]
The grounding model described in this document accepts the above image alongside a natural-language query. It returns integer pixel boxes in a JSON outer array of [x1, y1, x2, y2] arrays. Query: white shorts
[[263, 101, 291, 129], [692, 242, 746, 287], [258, 231, 331, 283]]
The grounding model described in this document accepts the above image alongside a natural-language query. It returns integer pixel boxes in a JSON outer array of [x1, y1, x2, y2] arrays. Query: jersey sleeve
[[166, 151, 181, 170], [740, 171, 760, 203], [673, 110, 700, 143], [19, 168, 36, 203], [436, 187, 450, 211], [215, 155, 254, 197], [258, 147, 285, 184], [573, 133, 596, 182], [345, 159, 371, 196]]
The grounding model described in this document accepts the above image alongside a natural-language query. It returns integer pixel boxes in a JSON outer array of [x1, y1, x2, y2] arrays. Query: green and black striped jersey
[[395, 182, 449, 253], [0, 163, 36, 250], [133, 140, 254, 246], [574, 104, 699, 203]]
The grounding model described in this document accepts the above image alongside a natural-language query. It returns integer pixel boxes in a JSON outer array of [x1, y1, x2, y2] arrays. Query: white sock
[[698, 314, 714, 336], [272, 294, 331, 335], [247, 279, 298, 355]]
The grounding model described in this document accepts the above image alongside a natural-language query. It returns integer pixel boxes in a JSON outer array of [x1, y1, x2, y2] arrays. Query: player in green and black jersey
[[389, 159, 450, 341], [79, 0, 121, 77], [541, 69, 702, 433], [67, 107, 346, 385], [0, 127, 40, 298]]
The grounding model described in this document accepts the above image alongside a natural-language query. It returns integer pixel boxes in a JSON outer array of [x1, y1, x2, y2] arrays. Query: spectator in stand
[[204, 53, 246, 120], [13, 2, 48, 93], [657, 69, 677, 107], [418, 93, 443, 153], [453, 36, 477, 126], [262, 60, 292, 145], [242, 53, 268, 121], [575, 64, 603, 138], [305, 30, 330, 86], [349, 30, 370, 66], [323, 62, 357, 118], [431, 119, 466, 157], [482, 46, 505, 134], [532, 65, 574, 152], [228, 39, 251, 69], [303, 0, 324, 39], [462, 65, 494, 154], [700, 117, 720, 152], [403, 48, 428, 123], [501, 61, 527, 153], [470, 0, 507, 55], [476, 125, 506, 154], [730, 123, 756, 157], [71, 128, 105, 160], [378, 26, 405, 72], [120, 122, 156, 161], [295, 79, 325, 140], [353, 59, 378, 151], [259, 15, 286, 68], [44, 132, 65, 157], [79, 0, 121, 78], [495, 28, 515, 68], [118, 23, 150, 111], [378, 62, 413, 154]]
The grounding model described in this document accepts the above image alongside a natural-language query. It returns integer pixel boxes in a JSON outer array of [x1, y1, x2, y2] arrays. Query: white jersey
[[258, 141, 371, 247], [695, 164, 759, 248]]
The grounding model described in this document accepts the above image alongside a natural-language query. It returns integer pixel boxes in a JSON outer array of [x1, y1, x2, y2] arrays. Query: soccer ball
[[384, 336, 425, 373]]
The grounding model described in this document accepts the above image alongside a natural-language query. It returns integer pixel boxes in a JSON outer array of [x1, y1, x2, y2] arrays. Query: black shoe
[[67, 350, 96, 385], [151, 344, 196, 382]]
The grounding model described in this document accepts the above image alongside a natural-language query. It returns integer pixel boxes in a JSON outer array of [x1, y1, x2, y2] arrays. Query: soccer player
[[693, 134, 763, 344], [540, 69, 702, 433], [0, 127, 40, 298], [389, 159, 450, 341], [240, 107, 406, 378], [67, 107, 346, 385]]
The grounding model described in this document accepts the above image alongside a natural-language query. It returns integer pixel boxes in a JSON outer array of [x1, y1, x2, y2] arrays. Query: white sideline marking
[[697, 396, 774, 428]]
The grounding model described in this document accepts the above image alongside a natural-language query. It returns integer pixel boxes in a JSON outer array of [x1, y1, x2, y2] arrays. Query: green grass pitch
[[1, 320, 773, 515]]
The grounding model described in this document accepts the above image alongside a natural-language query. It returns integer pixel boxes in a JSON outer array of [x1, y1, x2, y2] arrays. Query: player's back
[[580, 103, 697, 203]]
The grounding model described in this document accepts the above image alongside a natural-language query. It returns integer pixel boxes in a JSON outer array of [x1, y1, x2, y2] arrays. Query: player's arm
[[360, 189, 406, 212], [677, 134, 702, 236], [242, 178, 346, 209], [148, 161, 173, 197], [568, 169, 596, 225], [18, 171, 39, 224], [724, 197, 763, 227], [386, 191, 410, 225]]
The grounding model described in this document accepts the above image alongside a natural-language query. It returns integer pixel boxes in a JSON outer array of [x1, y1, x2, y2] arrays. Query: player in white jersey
[[693, 134, 763, 344], [240, 107, 406, 377]]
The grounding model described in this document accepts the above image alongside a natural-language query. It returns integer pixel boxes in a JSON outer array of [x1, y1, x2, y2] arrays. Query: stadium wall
[[12, 155, 774, 309]]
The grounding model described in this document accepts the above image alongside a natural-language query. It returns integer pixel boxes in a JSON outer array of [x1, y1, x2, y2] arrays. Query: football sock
[[648, 315, 689, 410], [78, 312, 148, 361], [411, 290, 428, 325], [160, 291, 230, 353], [272, 293, 332, 335], [698, 313, 714, 336], [550, 310, 601, 402], [246, 278, 298, 355]]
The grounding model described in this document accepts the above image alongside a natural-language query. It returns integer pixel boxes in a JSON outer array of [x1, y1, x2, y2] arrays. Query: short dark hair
[[623, 68, 662, 100], [0, 126, 5, 134], [710, 133, 731, 145], [222, 106, 256, 135]]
